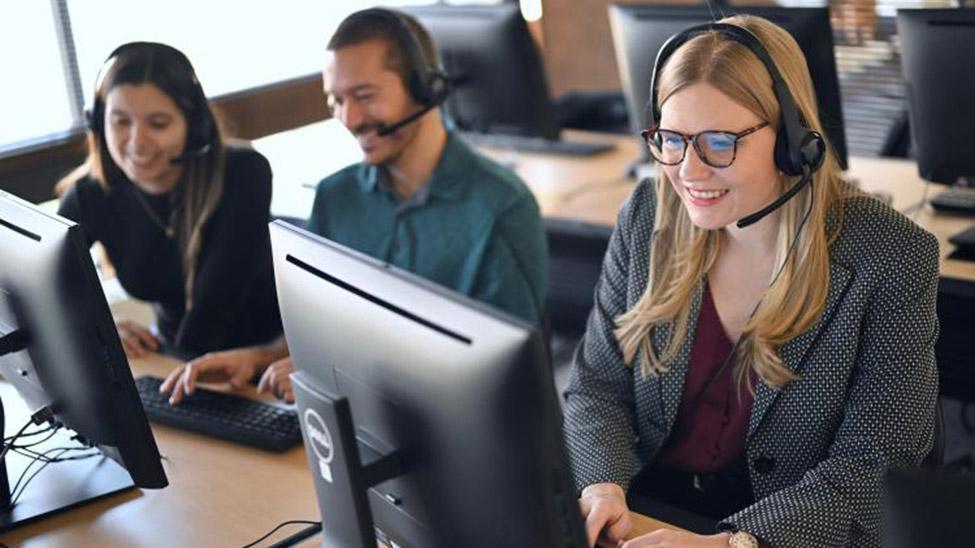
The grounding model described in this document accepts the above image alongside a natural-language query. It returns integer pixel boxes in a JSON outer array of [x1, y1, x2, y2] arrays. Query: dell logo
[[303, 408, 334, 483]]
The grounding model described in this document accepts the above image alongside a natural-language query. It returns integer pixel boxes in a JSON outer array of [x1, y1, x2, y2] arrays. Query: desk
[[1, 351, 680, 547]]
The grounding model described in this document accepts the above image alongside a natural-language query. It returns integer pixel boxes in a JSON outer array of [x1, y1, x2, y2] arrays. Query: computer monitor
[[882, 467, 975, 547], [899, 8, 975, 257], [0, 190, 167, 531], [402, 4, 560, 139], [609, 5, 848, 170], [898, 9, 975, 185], [270, 221, 586, 548]]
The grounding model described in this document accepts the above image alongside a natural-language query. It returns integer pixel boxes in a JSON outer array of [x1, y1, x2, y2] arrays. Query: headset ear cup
[[800, 130, 826, 172], [85, 108, 98, 133], [189, 112, 214, 154], [774, 127, 826, 176], [408, 69, 450, 108], [427, 71, 450, 106]]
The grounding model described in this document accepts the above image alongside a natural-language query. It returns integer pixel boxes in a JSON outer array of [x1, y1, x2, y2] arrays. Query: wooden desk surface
[[258, 122, 974, 283], [1, 352, 678, 546]]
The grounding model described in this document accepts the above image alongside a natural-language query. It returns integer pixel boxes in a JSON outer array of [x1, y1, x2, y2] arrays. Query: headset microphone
[[375, 102, 439, 137], [736, 164, 812, 228], [169, 143, 212, 164]]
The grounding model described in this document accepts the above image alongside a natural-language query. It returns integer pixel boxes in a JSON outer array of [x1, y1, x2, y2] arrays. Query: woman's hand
[[257, 357, 295, 403], [159, 347, 267, 404], [621, 530, 731, 547], [579, 482, 633, 547], [116, 319, 159, 358]]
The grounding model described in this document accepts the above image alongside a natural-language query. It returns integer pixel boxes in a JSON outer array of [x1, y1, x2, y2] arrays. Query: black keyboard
[[459, 132, 615, 156], [931, 187, 975, 214], [134, 376, 302, 452]]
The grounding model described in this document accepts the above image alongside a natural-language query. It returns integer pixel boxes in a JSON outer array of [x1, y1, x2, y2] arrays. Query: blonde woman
[[565, 16, 938, 548], [58, 43, 282, 359]]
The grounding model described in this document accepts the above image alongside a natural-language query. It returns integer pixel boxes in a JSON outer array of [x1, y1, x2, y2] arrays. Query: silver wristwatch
[[728, 530, 759, 548]]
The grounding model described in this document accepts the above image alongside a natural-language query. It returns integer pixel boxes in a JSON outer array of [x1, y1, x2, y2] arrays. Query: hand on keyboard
[[257, 357, 296, 403], [136, 376, 302, 452], [160, 348, 266, 405]]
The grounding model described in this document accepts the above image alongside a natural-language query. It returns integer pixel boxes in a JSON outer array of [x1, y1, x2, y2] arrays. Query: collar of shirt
[[355, 130, 469, 208]]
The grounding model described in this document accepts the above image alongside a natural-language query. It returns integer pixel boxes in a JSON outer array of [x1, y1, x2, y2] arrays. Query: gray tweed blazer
[[562, 179, 939, 547]]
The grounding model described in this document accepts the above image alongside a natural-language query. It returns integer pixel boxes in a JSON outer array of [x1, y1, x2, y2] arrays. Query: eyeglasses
[[640, 122, 769, 168]]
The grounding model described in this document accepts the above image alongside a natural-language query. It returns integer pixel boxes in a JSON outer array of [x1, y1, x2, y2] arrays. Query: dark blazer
[[562, 179, 939, 547]]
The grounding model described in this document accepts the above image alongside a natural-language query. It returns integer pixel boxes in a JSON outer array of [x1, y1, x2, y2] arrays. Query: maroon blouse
[[656, 282, 755, 473]]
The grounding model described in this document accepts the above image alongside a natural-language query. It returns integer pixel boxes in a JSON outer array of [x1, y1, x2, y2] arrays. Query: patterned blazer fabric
[[562, 179, 940, 547]]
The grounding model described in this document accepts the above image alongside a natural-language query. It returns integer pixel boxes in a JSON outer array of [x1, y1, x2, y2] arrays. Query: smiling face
[[104, 83, 188, 194], [323, 39, 422, 166], [658, 82, 780, 231]]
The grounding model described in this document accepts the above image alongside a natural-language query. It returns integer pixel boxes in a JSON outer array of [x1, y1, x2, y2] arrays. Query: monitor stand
[[0, 329, 137, 533], [290, 371, 404, 548]]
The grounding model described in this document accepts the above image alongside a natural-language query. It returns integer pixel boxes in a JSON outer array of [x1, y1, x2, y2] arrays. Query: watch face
[[730, 531, 759, 548]]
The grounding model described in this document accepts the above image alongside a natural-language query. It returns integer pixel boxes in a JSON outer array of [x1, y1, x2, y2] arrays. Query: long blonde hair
[[56, 42, 225, 312], [614, 15, 845, 389]]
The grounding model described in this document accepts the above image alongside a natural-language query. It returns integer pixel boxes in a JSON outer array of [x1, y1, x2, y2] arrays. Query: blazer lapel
[[747, 260, 853, 441], [653, 282, 705, 435]]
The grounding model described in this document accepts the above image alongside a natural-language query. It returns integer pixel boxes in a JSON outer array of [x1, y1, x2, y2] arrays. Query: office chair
[[544, 218, 613, 399], [544, 218, 613, 341]]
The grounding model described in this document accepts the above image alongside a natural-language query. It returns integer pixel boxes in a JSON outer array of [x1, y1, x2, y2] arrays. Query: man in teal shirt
[[307, 131, 546, 323], [162, 8, 548, 404]]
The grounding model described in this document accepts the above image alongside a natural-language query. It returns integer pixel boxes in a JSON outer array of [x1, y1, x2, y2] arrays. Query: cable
[[8, 425, 61, 450], [3, 423, 57, 443], [12, 444, 98, 463], [10, 447, 99, 505], [768, 181, 815, 291], [0, 418, 34, 462], [240, 520, 321, 548], [7, 443, 97, 505], [268, 522, 323, 548], [10, 448, 70, 505], [903, 179, 931, 220]]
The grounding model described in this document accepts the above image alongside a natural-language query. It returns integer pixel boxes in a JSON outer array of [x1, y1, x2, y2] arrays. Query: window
[[0, 3, 76, 152], [68, 0, 441, 106], [2, 0, 508, 154]]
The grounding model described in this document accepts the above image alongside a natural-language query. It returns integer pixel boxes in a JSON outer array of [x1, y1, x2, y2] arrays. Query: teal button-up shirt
[[306, 131, 548, 324]]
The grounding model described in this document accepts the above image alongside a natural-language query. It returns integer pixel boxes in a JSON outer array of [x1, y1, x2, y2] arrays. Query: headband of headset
[[87, 42, 215, 158], [344, 8, 449, 107], [648, 22, 824, 176]]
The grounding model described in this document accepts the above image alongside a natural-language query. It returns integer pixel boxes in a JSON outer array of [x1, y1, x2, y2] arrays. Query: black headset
[[648, 23, 826, 227], [340, 8, 451, 136], [649, 23, 825, 177], [360, 8, 449, 106], [87, 42, 216, 161]]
